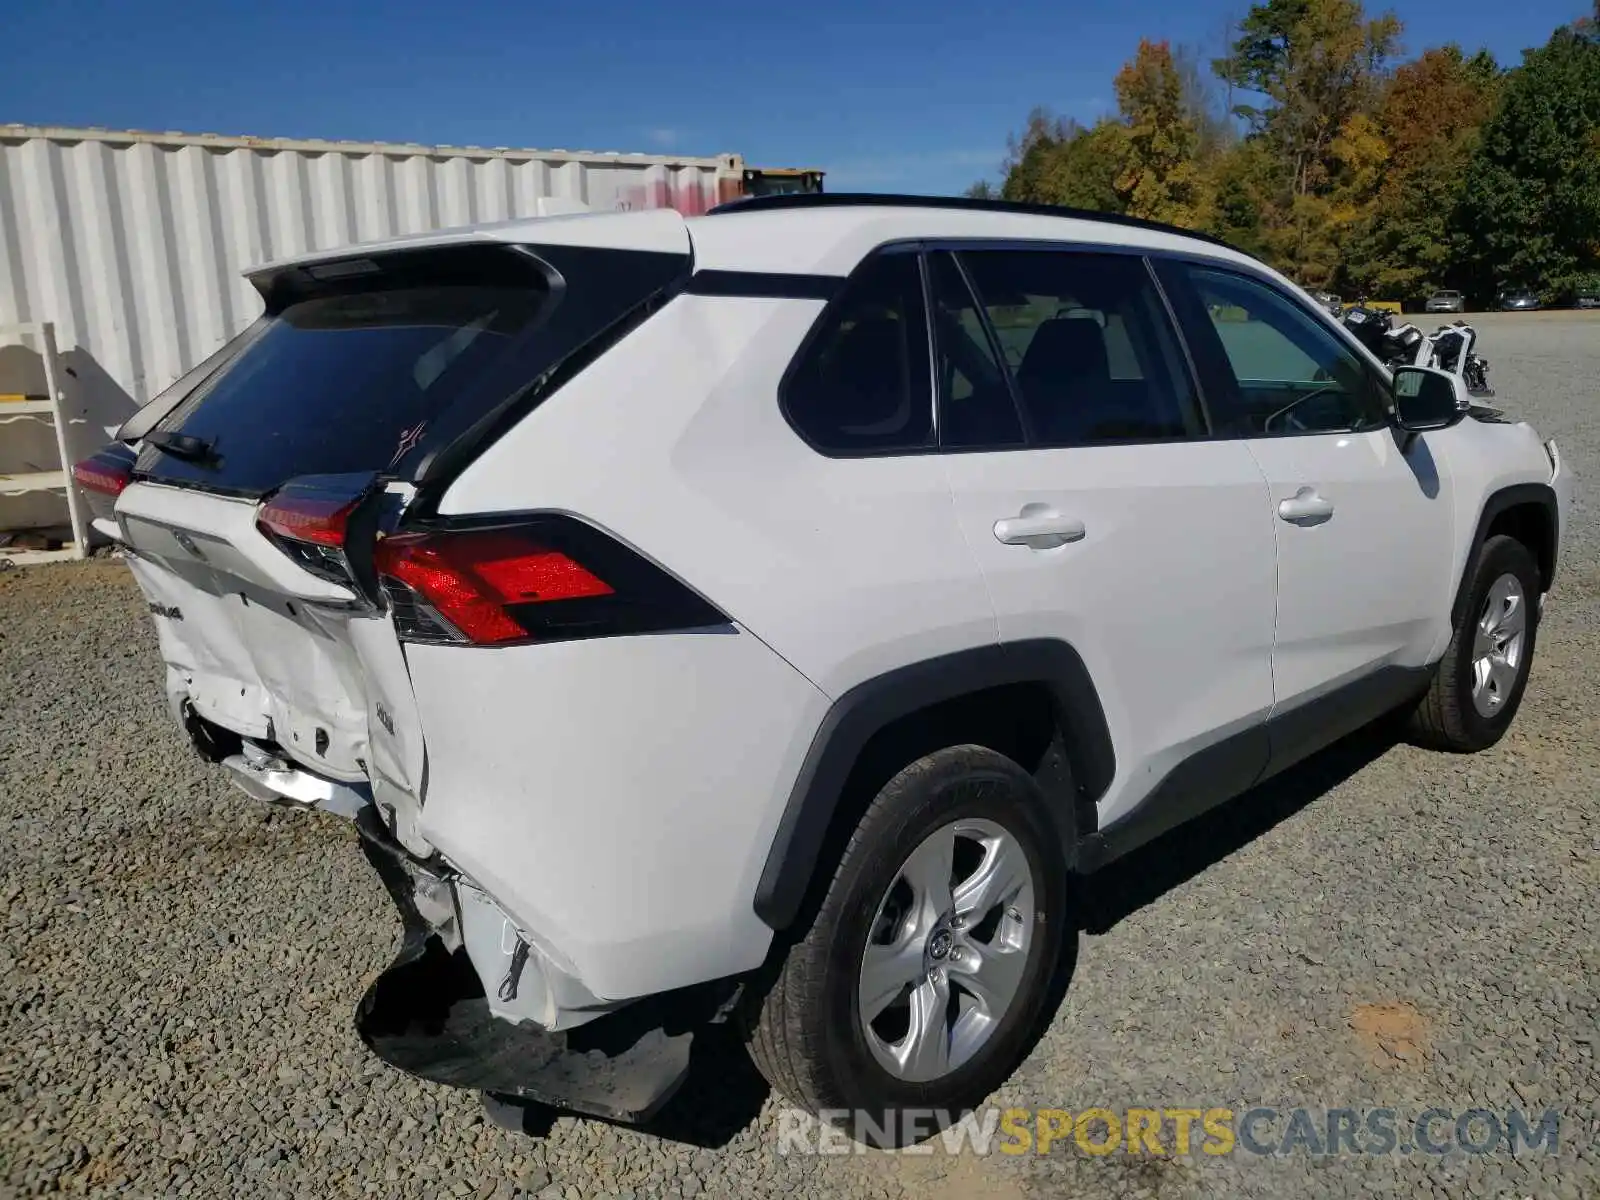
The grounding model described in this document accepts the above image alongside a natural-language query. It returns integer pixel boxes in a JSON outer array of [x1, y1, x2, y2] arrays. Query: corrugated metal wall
[[0, 127, 747, 405]]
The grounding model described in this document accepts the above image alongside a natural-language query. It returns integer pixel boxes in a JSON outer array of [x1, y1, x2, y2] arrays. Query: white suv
[[76, 195, 1572, 1144]]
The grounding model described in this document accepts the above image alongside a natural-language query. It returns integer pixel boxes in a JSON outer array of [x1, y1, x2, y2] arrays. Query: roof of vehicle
[[244, 192, 1265, 284], [705, 191, 1236, 247], [686, 194, 1262, 277]]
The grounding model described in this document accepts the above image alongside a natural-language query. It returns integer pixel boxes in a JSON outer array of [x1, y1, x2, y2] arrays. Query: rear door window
[[954, 249, 1204, 446], [927, 251, 1025, 450]]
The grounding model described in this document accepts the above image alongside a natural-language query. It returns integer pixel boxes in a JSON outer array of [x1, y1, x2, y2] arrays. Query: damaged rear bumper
[[352, 808, 712, 1124], [223, 741, 372, 818], [180, 707, 730, 1123]]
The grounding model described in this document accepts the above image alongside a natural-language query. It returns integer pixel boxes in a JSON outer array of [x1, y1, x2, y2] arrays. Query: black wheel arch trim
[[1450, 483, 1559, 628], [753, 638, 1114, 930]]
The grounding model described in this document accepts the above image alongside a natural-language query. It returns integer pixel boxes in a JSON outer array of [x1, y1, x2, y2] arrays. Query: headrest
[[1017, 317, 1110, 387]]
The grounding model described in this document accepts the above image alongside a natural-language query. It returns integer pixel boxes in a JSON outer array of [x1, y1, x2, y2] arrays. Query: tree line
[[972, 0, 1600, 305]]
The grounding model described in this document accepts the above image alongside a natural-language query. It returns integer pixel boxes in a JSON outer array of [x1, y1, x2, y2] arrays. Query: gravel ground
[[3, 310, 1597, 1199]]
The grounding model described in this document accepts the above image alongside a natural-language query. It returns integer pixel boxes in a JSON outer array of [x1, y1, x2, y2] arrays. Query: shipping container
[[0, 125, 820, 552]]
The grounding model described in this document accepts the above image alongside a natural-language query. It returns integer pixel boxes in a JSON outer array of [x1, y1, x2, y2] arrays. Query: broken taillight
[[71, 450, 133, 498], [373, 517, 726, 647], [255, 473, 380, 586], [258, 490, 358, 548], [71, 445, 138, 522], [255, 474, 725, 645]]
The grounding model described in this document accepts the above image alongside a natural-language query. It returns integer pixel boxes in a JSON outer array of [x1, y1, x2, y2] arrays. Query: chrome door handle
[[993, 509, 1086, 549], [1277, 487, 1335, 524]]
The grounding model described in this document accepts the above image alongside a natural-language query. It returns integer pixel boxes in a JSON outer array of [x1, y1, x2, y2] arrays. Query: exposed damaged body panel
[[354, 810, 706, 1123], [96, 223, 741, 1126]]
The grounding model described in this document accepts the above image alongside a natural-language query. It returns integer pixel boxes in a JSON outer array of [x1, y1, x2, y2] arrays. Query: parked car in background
[[1497, 288, 1542, 311], [1573, 288, 1600, 310], [72, 193, 1572, 1147], [1310, 290, 1343, 317], [1425, 290, 1466, 314]]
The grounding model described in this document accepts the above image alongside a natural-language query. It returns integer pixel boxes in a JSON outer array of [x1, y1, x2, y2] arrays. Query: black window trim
[[915, 251, 942, 449], [782, 237, 1224, 459], [776, 241, 940, 460], [1153, 256, 1396, 442], [685, 270, 844, 300], [1143, 255, 1219, 437], [777, 235, 1400, 461], [935, 249, 1037, 447], [923, 239, 1214, 454]]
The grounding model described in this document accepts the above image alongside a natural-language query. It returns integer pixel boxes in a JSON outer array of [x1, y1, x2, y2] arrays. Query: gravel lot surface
[[3, 310, 1597, 1199]]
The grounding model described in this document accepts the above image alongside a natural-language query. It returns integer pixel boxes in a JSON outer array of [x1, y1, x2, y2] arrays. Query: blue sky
[[0, 0, 1587, 196]]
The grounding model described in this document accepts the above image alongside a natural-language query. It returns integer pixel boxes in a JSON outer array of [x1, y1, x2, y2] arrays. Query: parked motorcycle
[[1430, 321, 1493, 397], [1341, 307, 1492, 397]]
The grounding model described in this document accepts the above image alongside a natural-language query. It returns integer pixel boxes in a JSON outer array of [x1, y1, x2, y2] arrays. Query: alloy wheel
[[1471, 572, 1528, 717], [856, 818, 1035, 1083]]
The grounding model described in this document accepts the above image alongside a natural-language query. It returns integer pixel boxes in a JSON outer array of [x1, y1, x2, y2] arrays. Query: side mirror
[[1392, 365, 1467, 432]]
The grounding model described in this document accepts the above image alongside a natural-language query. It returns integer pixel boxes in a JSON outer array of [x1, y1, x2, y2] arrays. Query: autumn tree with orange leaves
[[1112, 40, 1212, 226], [980, 0, 1600, 303]]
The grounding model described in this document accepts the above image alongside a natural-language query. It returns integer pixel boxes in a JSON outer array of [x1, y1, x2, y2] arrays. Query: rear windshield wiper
[[144, 431, 221, 466]]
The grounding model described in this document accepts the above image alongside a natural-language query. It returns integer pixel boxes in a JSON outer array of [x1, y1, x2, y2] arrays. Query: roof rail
[[708, 191, 1237, 251]]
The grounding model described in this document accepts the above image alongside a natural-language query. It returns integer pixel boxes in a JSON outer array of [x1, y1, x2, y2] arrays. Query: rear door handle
[[993, 508, 1087, 549], [1277, 487, 1335, 524]]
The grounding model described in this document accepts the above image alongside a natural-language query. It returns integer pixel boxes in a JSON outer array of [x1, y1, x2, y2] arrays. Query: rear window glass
[[136, 243, 687, 496], [157, 287, 540, 482], [782, 252, 934, 455]]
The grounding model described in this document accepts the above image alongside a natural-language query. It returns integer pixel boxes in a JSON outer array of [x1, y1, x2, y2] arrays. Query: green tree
[[1113, 39, 1212, 224], [1349, 46, 1500, 298], [998, 109, 1074, 203], [991, 1, 1597, 297], [1206, 137, 1282, 258], [1215, 0, 1401, 197], [999, 110, 1127, 211], [1212, 0, 1401, 281], [1053, 122, 1130, 211], [1457, 18, 1600, 297]]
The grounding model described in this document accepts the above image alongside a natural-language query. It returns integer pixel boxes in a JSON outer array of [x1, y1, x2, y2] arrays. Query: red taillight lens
[[72, 454, 131, 498], [258, 492, 357, 548], [254, 474, 381, 588], [375, 529, 615, 645]]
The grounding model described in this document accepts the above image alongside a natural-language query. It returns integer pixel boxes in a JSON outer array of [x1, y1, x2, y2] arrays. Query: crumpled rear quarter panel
[[407, 625, 829, 1002]]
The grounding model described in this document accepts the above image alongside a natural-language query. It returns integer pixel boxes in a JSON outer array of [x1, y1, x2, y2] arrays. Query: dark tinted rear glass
[[956, 249, 1203, 446], [136, 242, 687, 496], [782, 252, 933, 455]]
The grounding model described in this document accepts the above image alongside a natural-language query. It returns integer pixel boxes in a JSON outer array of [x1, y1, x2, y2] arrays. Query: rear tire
[[742, 745, 1068, 1148], [1408, 535, 1541, 752]]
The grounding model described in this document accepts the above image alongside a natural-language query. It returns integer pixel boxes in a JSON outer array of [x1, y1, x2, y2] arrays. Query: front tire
[[742, 745, 1068, 1147], [1408, 534, 1541, 751]]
